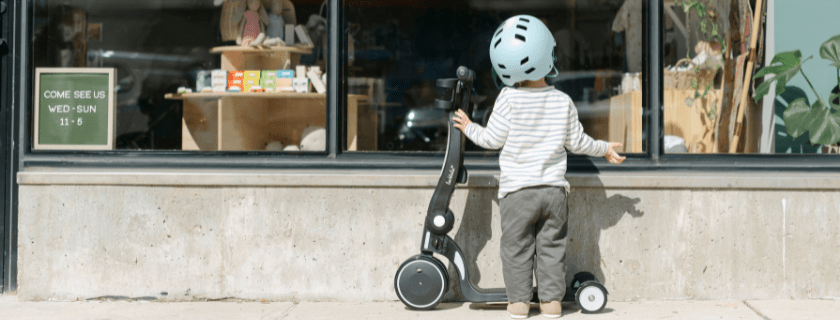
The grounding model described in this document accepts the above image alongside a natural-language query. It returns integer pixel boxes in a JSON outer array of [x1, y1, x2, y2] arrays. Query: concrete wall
[[15, 170, 840, 301]]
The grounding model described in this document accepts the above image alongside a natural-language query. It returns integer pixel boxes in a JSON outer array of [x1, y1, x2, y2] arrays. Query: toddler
[[452, 15, 625, 319]]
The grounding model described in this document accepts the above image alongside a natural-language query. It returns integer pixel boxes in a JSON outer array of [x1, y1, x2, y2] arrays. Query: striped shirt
[[465, 86, 608, 198]]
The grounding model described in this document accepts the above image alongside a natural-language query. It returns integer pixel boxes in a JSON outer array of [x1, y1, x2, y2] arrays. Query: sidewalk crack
[[743, 301, 772, 320], [278, 303, 298, 320]]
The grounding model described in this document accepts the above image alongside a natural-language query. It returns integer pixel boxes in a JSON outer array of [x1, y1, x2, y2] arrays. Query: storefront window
[[344, 0, 645, 154], [31, 0, 332, 152], [662, 0, 840, 155]]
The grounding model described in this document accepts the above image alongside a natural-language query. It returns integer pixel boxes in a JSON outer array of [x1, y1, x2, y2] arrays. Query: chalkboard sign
[[34, 68, 116, 150]]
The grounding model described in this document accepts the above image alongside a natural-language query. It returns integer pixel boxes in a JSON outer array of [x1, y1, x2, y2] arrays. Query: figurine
[[264, 0, 285, 40], [222, 0, 295, 46], [220, 0, 246, 42], [261, 0, 297, 46], [262, 0, 296, 25], [234, 0, 269, 46]]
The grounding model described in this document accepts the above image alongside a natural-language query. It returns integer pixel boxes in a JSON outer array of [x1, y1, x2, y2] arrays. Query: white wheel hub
[[578, 286, 605, 311]]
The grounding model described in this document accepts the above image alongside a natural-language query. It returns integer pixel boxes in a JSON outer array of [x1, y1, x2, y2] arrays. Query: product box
[[293, 78, 309, 93], [196, 71, 210, 92], [261, 70, 278, 80], [227, 71, 245, 91], [244, 79, 261, 92], [244, 70, 261, 81], [243, 70, 260, 92], [211, 69, 227, 81], [277, 69, 294, 89], [260, 70, 278, 91], [211, 70, 227, 90], [261, 78, 277, 92]]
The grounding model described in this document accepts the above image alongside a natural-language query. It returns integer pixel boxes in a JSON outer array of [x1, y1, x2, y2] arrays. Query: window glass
[[32, 0, 330, 152], [344, 0, 645, 154], [662, 0, 840, 155]]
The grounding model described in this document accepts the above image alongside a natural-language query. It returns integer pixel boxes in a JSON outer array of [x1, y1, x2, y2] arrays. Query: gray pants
[[500, 186, 568, 303]]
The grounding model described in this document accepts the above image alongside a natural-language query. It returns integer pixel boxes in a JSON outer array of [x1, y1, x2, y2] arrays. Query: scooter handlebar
[[457, 66, 475, 83]]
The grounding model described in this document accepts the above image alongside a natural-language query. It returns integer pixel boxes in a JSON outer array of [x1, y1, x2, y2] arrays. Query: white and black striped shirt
[[465, 86, 608, 198]]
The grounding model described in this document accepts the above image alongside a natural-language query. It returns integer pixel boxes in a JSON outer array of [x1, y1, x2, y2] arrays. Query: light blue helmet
[[490, 15, 557, 87]]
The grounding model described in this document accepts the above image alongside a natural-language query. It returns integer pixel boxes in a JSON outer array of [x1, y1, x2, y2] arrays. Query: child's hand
[[452, 109, 473, 132], [605, 142, 626, 164]]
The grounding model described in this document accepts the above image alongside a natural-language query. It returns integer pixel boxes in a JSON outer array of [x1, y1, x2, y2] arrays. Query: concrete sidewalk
[[2, 294, 839, 320]]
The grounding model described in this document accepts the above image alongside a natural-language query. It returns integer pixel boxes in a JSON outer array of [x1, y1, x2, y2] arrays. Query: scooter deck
[[467, 286, 578, 303]]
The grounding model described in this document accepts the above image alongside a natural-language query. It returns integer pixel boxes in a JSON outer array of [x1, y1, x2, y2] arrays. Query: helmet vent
[[495, 28, 503, 37], [516, 25, 527, 31], [519, 17, 530, 23], [520, 57, 529, 65], [502, 75, 511, 79], [524, 67, 536, 74], [515, 34, 525, 42], [498, 64, 506, 69], [494, 38, 502, 48]]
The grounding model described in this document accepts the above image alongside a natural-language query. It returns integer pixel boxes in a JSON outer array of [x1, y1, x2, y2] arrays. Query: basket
[[664, 58, 718, 90]]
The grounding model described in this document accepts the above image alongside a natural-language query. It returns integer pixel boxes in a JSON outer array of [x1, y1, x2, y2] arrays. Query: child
[[452, 15, 625, 319]]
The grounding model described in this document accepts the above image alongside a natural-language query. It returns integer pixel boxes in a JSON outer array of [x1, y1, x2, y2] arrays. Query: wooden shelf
[[170, 93, 373, 152], [212, 45, 313, 71], [166, 92, 363, 100], [209, 45, 313, 55], [172, 45, 376, 152]]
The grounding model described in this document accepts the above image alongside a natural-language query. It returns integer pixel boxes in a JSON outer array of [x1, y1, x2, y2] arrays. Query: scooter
[[393, 66, 609, 313]]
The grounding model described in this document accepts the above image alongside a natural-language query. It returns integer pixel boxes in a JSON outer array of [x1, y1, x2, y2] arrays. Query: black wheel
[[572, 271, 598, 289], [575, 281, 608, 313], [394, 255, 448, 310]]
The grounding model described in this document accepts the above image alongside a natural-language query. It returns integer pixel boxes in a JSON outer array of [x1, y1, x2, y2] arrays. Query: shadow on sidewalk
[[443, 163, 644, 306]]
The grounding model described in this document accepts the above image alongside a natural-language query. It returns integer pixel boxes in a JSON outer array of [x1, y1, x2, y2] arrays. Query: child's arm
[[565, 102, 626, 164], [452, 100, 510, 150]]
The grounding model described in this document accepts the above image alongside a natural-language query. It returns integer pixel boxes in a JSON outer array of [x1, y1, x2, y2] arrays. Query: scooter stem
[[424, 66, 475, 236]]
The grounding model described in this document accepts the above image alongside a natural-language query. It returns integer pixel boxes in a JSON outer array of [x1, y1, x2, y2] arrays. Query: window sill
[[16, 168, 840, 191]]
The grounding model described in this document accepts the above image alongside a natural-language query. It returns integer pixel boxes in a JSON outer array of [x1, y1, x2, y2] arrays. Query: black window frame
[[10, 0, 840, 173], [3, 0, 19, 293]]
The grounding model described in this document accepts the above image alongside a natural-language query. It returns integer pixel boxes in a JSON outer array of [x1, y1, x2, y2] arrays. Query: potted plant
[[753, 34, 840, 152]]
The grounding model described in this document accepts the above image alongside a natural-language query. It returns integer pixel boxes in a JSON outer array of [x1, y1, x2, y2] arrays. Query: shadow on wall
[[444, 167, 644, 302]]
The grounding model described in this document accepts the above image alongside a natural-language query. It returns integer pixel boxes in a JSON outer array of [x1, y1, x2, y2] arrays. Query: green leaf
[[783, 98, 815, 139], [809, 101, 840, 146], [819, 34, 840, 67], [754, 51, 807, 103], [700, 20, 706, 34], [783, 99, 840, 145]]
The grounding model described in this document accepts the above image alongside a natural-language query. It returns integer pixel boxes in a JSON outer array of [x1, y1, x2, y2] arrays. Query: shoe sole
[[542, 314, 560, 319], [509, 313, 528, 319]]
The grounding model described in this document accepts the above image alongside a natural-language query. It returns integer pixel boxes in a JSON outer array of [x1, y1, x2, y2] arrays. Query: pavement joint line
[[743, 300, 772, 320], [277, 302, 298, 320]]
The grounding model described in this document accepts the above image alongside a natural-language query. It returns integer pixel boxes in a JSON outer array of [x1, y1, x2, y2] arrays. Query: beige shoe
[[540, 301, 562, 318], [507, 302, 530, 319]]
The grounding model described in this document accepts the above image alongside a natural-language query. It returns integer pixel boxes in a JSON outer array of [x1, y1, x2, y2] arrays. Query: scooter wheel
[[572, 271, 598, 289], [575, 281, 607, 313], [394, 255, 448, 310]]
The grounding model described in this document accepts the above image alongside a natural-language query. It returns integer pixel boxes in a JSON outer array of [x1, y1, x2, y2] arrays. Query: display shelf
[[209, 45, 313, 55], [169, 93, 373, 152], [172, 45, 375, 153], [211, 45, 313, 71], [166, 92, 328, 100]]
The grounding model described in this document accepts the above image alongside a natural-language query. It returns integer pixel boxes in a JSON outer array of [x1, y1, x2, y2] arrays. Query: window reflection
[[345, 0, 644, 153]]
